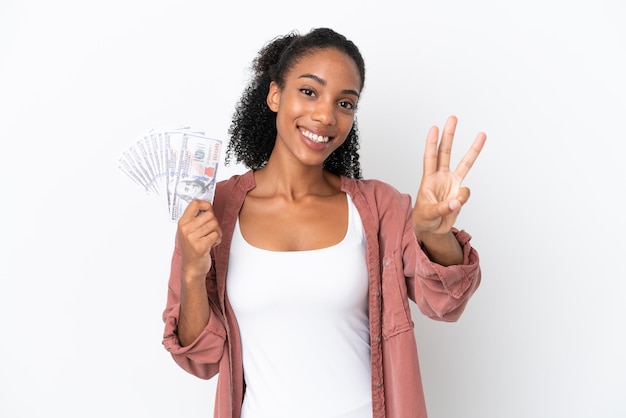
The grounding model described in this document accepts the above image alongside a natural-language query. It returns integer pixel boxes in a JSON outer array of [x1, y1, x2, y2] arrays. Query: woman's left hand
[[412, 115, 486, 237]]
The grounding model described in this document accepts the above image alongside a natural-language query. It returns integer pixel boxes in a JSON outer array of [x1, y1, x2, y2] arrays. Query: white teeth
[[303, 129, 329, 143]]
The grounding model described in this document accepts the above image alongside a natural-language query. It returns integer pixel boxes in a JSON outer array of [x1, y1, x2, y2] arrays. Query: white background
[[1, 0, 625, 417]]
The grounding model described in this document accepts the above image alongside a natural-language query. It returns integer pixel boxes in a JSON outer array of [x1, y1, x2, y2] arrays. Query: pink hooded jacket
[[163, 170, 481, 417]]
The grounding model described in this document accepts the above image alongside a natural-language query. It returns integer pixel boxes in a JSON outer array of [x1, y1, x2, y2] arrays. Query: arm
[[162, 200, 226, 379], [407, 116, 485, 320], [412, 115, 486, 266], [176, 199, 223, 345], [407, 225, 481, 322]]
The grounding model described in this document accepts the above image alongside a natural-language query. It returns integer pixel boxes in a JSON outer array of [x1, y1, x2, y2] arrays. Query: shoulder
[[342, 177, 413, 227], [342, 176, 409, 204], [213, 170, 255, 217], [215, 170, 255, 195]]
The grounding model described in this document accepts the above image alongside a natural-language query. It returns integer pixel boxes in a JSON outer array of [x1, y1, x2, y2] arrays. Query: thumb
[[455, 187, 471, 206], [448, 199, 461, 211]]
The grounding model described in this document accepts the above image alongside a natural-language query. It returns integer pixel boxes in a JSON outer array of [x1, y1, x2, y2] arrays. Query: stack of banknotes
[[118, 126, 222, 221]]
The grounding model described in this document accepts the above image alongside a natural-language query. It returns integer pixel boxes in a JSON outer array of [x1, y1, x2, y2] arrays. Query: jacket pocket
[[381, 252, 414, 339]]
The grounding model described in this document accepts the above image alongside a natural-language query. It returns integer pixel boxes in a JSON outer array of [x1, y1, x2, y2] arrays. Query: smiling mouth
[[301, 128, 330, 143]]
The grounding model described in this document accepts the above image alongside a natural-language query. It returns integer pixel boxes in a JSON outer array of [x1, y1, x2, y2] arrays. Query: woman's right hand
[[177, 199, 223, 281]]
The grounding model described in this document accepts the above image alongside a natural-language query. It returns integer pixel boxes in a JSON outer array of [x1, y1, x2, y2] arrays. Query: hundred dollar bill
[[119, 147, 160, 195], [117, 127, 222, 221], [167, 132, 222, 221]]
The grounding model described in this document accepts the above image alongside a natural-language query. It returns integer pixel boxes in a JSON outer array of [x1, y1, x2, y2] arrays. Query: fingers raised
[[454, 131, 487, 180], [437, 115, 458, 171], [423, 115, 458, 176], [423, 125, 440, 177], [423, 116, 486, 181]]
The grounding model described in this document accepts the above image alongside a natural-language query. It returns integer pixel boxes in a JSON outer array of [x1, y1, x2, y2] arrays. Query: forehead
[[287, 48, 362, 91]]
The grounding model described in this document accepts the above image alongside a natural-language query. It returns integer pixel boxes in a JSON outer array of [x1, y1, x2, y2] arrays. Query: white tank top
[[227, 193, 372, 418]]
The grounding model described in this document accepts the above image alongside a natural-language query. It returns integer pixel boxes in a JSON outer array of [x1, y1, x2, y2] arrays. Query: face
[[176, 180, 202, 198], [266, 48, 361, 168]]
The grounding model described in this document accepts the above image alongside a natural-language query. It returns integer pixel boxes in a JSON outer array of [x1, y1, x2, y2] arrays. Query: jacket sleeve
[[404, 215, 481, 322], [161, 237, 227, 379]]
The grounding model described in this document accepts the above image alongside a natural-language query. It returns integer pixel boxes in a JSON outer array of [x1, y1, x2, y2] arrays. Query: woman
[[162, 27, 486, 418]]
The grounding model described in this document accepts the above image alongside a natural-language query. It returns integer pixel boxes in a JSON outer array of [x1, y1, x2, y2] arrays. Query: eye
[[339, 100, 357, 111], [299, 88, 316, 97]]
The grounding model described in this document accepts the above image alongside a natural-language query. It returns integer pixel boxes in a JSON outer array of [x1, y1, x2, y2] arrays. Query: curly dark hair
[[225, 27, 366, 179]]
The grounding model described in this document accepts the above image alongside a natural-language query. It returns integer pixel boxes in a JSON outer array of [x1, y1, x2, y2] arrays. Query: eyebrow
[[298, 74, 360, 98]]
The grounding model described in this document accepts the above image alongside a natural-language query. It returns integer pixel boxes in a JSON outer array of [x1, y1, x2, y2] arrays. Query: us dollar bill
[[117, 127, 222, 221], [168, 132, 221, 221]]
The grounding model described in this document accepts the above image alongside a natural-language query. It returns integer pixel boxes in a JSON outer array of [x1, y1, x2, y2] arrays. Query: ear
[[266, 81, 280, 113]]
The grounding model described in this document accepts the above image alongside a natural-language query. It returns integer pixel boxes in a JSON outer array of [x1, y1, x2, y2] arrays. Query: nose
[[311, 99, 336, 126]]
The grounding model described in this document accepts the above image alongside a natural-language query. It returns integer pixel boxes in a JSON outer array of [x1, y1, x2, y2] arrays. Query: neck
[[252, 159, 340, 201]]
